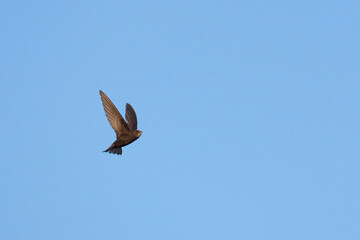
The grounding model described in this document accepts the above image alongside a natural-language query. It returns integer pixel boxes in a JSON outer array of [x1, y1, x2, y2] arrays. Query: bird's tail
[[103, 144, 122, 155]]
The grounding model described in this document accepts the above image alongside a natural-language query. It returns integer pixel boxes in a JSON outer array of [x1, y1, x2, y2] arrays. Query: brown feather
[[99, 90, 130, 138], [125, 103, 138, 131]]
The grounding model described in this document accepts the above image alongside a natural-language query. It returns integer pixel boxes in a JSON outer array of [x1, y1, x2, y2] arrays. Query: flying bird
[[99, 90, 142, 155]]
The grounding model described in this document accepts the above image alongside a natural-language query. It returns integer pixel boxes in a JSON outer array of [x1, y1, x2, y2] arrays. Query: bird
[[99, 90, 142, 155]]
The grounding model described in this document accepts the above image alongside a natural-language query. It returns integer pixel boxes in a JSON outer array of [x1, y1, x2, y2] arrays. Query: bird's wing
[[125, 103, 138, 131], [99, 90, 130, 137]]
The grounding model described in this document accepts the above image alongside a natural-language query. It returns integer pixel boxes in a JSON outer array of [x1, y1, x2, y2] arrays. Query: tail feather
[[103, 144, 122, 155]]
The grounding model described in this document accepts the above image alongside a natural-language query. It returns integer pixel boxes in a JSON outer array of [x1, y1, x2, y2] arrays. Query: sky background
[[1, 1, 360, 239]]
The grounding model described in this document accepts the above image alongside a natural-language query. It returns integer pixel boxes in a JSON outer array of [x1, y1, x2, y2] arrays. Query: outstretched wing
[[99, 90, 130, 137], [125, 103, 138, 131]]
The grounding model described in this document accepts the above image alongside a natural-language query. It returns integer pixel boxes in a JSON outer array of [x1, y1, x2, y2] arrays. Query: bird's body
[[104, 131, 141, 155], [99, 90, 142, 155]]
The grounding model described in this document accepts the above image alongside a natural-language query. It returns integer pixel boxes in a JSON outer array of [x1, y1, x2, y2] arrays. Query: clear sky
[[1, 1, 359, 239]]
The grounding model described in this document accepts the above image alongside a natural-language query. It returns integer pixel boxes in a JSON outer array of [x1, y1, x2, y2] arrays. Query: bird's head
[[135, 130, 142, 138]]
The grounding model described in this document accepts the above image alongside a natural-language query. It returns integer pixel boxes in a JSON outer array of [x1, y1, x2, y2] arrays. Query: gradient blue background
[[1, 1, 359, 239]]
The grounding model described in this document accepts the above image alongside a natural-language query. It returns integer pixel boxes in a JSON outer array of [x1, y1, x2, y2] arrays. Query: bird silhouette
[[99, 90, 142, 155]]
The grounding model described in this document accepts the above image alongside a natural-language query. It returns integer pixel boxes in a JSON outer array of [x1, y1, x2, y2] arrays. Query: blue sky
[[1, 1, 359, 239]]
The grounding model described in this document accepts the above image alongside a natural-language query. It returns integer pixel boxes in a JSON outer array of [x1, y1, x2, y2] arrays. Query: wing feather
[[99, 90, 130, 137], [125, 103, 138, 131]]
